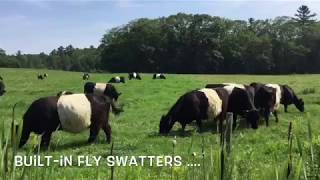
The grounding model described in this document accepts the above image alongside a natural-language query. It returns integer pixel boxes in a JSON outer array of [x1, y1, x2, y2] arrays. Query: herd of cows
[[0, 72, 304, 149]]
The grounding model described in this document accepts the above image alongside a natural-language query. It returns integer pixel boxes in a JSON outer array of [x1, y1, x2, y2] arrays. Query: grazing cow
[[108, 76, 125, 83], [128, 72, 142, 80], [153, 73, 166, 79], [205, 84, 259, 129], [159, 87, 259, 134], [250, 82, 277, 126], [281, 85, 304, 113], [19, 94, 122, 148], [159, 88, 228, 134], [84, 82, 121, 101], [57, 91, 74, 96], [0, 80, 5, 96], [83, 73, 90, 80]]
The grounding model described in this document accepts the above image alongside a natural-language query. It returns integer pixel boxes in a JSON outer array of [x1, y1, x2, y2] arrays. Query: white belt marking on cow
[[222, 83, 245, 95], [133, 72, 137, 78], [115, 76, 121, 83], [156, 74, 161, 78], [57, 94, 92, 133], [198, 88, 222, 120], [94, 83, 107, 96], [266, 84, 281, 110]]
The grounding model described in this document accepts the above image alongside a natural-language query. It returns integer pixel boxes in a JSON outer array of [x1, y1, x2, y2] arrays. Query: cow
[[84, 82, 121, 101], [83, 73, 90, 80], [153, 73, 166, 79], [205, 83, 259, 129], [250, 82, 277, 126], [108, 76, 125, 83], [19, 94, 122, 148], [281, 85, 304, 113], [128, 72, 142, 80], [0, 80, 5, 96], [159, 87, 259, 134], [37, 73, 47, 80]]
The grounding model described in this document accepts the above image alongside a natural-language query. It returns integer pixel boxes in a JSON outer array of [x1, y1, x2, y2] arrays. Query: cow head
[[159, 115, 174, 134], [246, 110, 259, 129], [295, 98, 305, 112], [104, 84, 121, 101]]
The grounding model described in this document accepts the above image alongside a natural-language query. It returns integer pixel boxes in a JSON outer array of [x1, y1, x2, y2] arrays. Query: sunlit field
[[1, 68, 319, 179]]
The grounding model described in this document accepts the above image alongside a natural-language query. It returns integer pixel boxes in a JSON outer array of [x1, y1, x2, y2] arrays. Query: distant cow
[[159, 87, 259, 134], [0, 80, 6, 96], [83, 73, 90, 80], [108, 76, 125, 83], [84, 82, 121, 101], [37, 73, 47, 80], [19, 94, 122, 148], [128, 72, 142, 80], [250, 82, 277, 126], [153, 73, 166, 79]]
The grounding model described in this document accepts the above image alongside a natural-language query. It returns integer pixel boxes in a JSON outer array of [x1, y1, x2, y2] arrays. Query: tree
[[293, 5, 317, 26]]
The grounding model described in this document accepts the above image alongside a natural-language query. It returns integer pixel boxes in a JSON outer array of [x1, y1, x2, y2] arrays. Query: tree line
[[1, 5, 319, 74]]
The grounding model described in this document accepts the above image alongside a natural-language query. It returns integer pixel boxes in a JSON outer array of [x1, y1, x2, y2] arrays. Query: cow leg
[[19, 128, 31, 148], [196, 119, 202, 133], [264, 109, 270, 127], [274, 111, 279, 122], [232, 114, 237, 130], [88, 125, 100, 143], [284, 104, 288, 113], [102, 123, 112, 144], [40, 131, 52, 148]]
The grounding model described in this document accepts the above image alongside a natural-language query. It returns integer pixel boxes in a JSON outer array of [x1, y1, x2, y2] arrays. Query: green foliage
[[1, 5, 319, 74]]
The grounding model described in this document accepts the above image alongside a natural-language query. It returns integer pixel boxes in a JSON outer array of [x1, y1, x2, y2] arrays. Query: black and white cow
[[84, 82, 121, 101], [205, 84, 259, 129], [0, 78, 6, 96], [250, 82, 277, 126], [159, 88, 228, 134], [128, 72, 142, 80], [153, 73, 166, 79], [19, 94, 122, 148], [281, 85, 304, 113], [83, 73, 90, 80], [37, 73, 47, 80], [108, 76, 125, 83], [159, 86, 259, 134]]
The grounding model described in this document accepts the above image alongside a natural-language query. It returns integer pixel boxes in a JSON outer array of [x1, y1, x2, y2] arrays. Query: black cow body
[[19, 94, 122, 148], [153, 73, 166, 79], [281, 85, 304, 113], [0, 78, 5, 96], [108, 76, 125, 83], [250, 83, 277, 126], [84, 82, 121, 101], [128, 72, 142, 80]]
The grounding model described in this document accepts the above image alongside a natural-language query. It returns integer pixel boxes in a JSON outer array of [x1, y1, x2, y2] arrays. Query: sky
[[0, 0, 320, 54]]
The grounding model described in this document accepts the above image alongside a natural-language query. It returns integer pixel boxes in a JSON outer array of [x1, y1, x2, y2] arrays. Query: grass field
[[0, 68, 320, 179]]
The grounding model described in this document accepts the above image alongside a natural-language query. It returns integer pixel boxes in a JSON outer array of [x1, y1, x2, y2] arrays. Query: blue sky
[[0, 0, 320, 54]]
